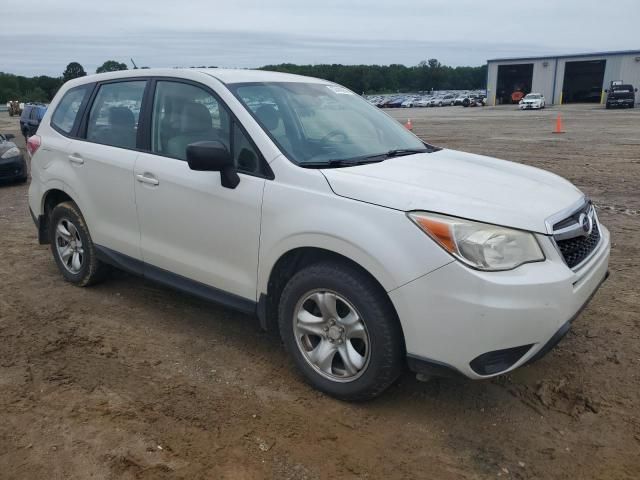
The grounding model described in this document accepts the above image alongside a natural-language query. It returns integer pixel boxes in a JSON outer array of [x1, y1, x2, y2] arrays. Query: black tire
[[49, 201, 109, 286], [278, 261, 404, 401]]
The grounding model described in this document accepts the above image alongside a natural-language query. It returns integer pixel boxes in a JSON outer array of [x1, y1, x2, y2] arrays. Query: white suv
[[28, 69, 610, 400]]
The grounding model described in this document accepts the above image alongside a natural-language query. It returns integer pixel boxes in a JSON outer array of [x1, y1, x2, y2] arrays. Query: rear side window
[[86, 81, 146, 149], [52, 86, 89, 134]]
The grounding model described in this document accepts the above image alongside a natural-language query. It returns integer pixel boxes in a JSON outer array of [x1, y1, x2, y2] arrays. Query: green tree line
[[260, 60, 487, 93], [0, 60, 127, 104], [1, 59, 486, 104]]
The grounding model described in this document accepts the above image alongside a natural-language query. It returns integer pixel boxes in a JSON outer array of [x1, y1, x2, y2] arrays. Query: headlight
[[407, 212, 545, 271], [1, 147, 20, 159]]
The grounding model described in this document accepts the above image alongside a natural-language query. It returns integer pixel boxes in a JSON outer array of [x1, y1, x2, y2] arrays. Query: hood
[[522, 98, 542, 103], [0, 139, 18, 156], [321, 149, 584, 234]]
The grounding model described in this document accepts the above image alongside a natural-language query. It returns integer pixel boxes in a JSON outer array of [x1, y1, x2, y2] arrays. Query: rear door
[[133, 79, 267, 302], [68, 79, 147, 260]]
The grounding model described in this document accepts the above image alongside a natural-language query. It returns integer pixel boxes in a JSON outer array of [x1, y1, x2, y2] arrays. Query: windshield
[[229, 82, 427, 166], [525, 94, 541, 99]]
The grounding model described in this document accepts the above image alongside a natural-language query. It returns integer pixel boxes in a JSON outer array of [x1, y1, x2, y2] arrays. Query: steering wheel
[[320, 129, 349, 143]]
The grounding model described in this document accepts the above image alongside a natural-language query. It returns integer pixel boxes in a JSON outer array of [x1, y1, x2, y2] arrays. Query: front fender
[[258, 232, 399, 296], [257, 173, 453, 297]]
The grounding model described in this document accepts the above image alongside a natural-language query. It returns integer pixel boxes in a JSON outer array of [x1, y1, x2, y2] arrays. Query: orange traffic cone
[[553, 114, 565, 134], [405, 119, 413, 131]]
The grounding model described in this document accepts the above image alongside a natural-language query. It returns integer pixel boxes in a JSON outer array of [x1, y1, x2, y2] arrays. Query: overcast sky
[[1, 0, 638, 76]]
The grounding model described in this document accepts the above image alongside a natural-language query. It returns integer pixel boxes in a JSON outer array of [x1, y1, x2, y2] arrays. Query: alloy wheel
[[55, 218, 84, 274], [293, 290, 371, 382]]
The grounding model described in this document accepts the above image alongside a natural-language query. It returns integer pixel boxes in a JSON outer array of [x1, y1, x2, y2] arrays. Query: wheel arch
[[38, 187, 80, 244], [258, 246, 405, 351]]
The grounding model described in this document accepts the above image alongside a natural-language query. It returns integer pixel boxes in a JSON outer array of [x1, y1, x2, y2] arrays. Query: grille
[[556, 222, 601, 268], [552, 202, 591, 231]]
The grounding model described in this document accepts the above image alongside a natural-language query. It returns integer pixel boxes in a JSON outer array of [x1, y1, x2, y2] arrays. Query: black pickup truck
[[605, 83, 637, 109]]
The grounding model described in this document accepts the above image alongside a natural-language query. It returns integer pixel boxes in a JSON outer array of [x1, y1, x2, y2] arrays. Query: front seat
[[166, 102, 216, 160]]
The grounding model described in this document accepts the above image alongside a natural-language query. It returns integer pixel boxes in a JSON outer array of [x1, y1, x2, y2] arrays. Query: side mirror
[[635, 88, 638, 93], [186, 140, 240, 189], [604, 89, 608, 93]]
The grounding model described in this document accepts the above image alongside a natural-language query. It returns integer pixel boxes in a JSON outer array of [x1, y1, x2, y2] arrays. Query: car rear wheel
[[49, 201, 109, 286], [278, 261, 404, 401]]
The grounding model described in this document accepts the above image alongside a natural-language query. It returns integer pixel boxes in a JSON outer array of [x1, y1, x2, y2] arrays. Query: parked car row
[[367, 91, 487, 109]]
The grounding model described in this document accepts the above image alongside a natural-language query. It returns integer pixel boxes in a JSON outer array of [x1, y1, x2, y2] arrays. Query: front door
[[134, 80, 266, 302]]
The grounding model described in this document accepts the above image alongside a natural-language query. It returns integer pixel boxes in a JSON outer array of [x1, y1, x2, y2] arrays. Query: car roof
[[62, 68, 331, 88]]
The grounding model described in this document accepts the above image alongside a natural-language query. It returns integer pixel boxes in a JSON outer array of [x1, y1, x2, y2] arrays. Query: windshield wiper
[[300, 157, 386, 169], [299, 147, 433, 168], [385, 148, 431, 157]]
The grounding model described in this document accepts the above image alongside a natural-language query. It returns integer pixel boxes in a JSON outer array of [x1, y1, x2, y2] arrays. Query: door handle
[[68, 154, 84, 165], [136, 173, 159, 186]]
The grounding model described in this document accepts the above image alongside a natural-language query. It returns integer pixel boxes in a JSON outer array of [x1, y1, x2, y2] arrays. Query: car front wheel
[[278, 261, 404, 401]]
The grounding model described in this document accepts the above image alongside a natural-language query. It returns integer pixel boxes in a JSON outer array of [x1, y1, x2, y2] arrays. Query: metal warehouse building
[[486, 50, 640, 106]]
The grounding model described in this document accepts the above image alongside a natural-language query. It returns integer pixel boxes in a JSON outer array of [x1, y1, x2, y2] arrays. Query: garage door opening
[[562, 60, 606, 103], [496, 64, 533, 104]]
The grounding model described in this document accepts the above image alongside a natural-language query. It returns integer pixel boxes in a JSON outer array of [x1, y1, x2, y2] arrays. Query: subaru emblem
[[579, 212, 593, 237]]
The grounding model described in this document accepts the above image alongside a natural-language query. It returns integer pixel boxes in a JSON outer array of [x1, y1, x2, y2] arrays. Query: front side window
[[151, 81, 230, 161], [230, 82, 426, 166], [86, 81, 146, 149], [51, 85, 90, 134], [150, 81, 264, 175]]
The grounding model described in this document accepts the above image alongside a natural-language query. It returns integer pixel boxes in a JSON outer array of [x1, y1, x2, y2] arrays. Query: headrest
[[109, 107, 135, 128], [255, 105, 280, 131], [179, 102, 212, 133]]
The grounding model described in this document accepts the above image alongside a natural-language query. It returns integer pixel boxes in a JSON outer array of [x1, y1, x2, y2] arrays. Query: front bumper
[[0, 155, 27, 181], [520, 103, 541, 109], [606, 99, 634, 107], [391, 224, 611, 379]]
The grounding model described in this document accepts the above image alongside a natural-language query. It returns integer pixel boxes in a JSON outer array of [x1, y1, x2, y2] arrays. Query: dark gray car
[[0, 133, 28, 183]]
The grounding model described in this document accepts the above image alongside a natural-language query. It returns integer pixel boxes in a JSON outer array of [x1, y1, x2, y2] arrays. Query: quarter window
[[86, 81, 146, 149], [51, 85, 90, 134]]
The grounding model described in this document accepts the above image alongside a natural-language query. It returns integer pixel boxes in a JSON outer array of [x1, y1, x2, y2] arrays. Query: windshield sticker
[[326, 85, 353, 95]]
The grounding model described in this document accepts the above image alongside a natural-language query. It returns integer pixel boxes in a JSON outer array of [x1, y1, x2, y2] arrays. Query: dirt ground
[[0, 104, 639, 479]]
